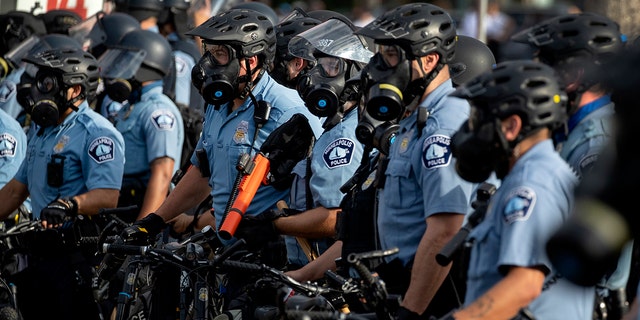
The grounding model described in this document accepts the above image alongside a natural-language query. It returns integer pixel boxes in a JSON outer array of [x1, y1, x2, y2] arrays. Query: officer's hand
[[234, 216, 279, 251], [41, 197, 77, 228], [120, 213, 167, 245]]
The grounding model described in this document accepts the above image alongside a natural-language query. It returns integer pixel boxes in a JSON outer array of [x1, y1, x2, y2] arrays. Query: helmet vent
[[560, 30, 579, 38], [401, 9, 419, 18], [412, 20, 429, 30], [532, 96, 551, 105], [526, 79, 548, 89], [242, 23, 259, 33], [593, 36, 614, 46]]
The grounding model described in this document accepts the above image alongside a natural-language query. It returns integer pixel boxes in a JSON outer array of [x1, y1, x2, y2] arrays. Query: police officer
[[260, 16, 372, 270], [158, 0, 206, 113], [100, 29, 184, 221], [0, 48, 125, 320], [444, 60, 594, 320], [0, 107, 25, 189], [118, 7, 322, 251], [512, 13, 630, 318], [270, 8, 321, 89], [355, 3, 478, 318]]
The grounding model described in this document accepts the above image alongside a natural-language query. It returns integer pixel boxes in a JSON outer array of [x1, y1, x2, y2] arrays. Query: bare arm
[[0, 179, 29, 220], [286, 241, 342, 282], [402, 212, 464, 314], [154, 165, 211, 222], [274, 206, 339, 238], [137, 157, 175, 220], [73, 188, 120, 215], [453, 267, 545, 319]]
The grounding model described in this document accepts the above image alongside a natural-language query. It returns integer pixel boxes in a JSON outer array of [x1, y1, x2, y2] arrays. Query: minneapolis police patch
[[0, 133, 17, 157], [88, 137, 115, 164], [151, 110, 176, 130], [503, 187, 536, 224], [422, 134, 452, 169], [323, 138, 355, 169]]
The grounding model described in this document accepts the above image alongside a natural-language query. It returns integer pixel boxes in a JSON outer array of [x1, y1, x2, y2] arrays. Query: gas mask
[[363, 45, 435, 123], [104, 78, 142, 103], [192, 45, 249, 106], [355, 107, 399, 156], [451, 115, 511, 183], [297, 56, 347, 118], [17, 69, 71, 128]]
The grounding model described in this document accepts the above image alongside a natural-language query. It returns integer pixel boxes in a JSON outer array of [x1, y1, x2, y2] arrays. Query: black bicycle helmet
[[275, 16, 322, 61], [39, 9, 82, 35], [451, 60, 567, 135], [450, 35, 496, 86], [511, 12, 624, 66], [355, 3, 457, 62], [231, 1, 279, 27], [23, 48, 100, 100], [117, 29, 173, 81], [186, 8, 276, 65]]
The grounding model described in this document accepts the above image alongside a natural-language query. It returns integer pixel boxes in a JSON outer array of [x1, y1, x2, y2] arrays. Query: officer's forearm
[[138, 157, 175, 220], [155, 165, 211, 222], [74, 188, 119, 215], [0, 179, 29, 220], [402, 212, 464, 314], [274, 206, 339, 238], [453, 267, 544, 320]]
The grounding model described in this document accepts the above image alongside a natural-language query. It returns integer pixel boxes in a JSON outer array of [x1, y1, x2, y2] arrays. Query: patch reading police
[[422, 134, 452, 169], [0, 133, 17, 157], [88, 137, 115, 164], [503, 187, 536, 224], [323, 138, 355, 169], [151, 110, 176, 131]]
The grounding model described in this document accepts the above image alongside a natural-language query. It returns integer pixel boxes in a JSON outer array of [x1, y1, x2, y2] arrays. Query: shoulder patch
[[422, 134, 452, 169], [151, 109, 176, 130], [0, 133, 17, 157], [323, 138, 355, 169], [88, 137, 116, 164], [175, 55, 189, 77], [503, 187, 536, 224], [578, 153, 598, 176]]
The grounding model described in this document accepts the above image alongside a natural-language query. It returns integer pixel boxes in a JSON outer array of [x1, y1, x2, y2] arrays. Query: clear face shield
[[288, 18, 374, 65], [68, 12, 105, 52]]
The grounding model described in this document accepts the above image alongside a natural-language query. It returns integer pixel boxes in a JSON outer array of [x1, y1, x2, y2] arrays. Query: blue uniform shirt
[[0, 107, 26, 186], [0, 67, 26, 121], [15, 101, 125, 218], [378, 79, 476, 265], [286, 108, 365, 266], [559, 96, 615, 177], [115, 82, 184, 181], [167, 33, 198, 109], [465, 140, 594, 320], [191, 73, 323, 231]]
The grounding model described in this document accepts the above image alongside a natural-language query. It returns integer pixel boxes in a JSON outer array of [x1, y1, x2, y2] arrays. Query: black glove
[[396, 306, 422, 320], [259, 207, 302, 221], [234, 216, 279, 251], [40, 197, 77, 225], [120, 213, 166, 245]]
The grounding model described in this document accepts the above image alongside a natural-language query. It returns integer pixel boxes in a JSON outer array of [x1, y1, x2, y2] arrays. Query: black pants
[[10, 251, 100, 320], [375, 258, 464, 319]]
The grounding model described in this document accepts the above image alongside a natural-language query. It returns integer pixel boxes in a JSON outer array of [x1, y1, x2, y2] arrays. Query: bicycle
[[101, 225, 239, 320]]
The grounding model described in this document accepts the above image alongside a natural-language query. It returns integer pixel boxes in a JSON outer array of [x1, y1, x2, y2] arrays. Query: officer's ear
[[501, 114, 522, 141], [67, 84, 83, 100]]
